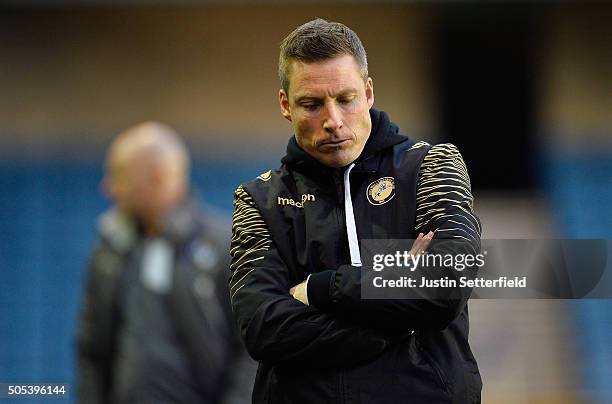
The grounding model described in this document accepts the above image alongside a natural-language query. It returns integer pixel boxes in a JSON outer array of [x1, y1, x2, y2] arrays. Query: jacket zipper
[[333, 170, 347, 404], [333, 170, 347, 269]]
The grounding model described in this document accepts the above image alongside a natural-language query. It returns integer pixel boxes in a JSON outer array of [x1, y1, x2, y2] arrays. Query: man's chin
[[317, 153, 356, 168]]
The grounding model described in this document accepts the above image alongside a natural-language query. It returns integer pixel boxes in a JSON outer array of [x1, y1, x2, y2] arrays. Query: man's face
[[279, 54, 374, 168], [105, 162, 156, 220]]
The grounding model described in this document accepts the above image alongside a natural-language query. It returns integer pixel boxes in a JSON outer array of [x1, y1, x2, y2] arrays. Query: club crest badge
[[366, 177, 395, 205]]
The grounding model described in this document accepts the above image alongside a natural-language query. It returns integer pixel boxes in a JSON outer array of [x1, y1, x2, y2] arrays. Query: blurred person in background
[[76, 122, 254, 403], [229, 19, 481, 403]]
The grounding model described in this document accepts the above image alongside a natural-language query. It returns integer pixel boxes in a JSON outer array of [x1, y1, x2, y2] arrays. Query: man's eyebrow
[[294, 95, 322, 103], [337, 90, 358, 97], [294, 89, 359, 103]]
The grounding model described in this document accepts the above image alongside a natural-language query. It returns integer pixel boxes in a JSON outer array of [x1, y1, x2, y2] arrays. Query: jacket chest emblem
[[366, 177, 396, 205]]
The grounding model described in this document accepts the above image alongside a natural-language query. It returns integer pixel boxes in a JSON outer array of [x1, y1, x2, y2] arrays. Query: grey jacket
[[76, 197, 255, 403]]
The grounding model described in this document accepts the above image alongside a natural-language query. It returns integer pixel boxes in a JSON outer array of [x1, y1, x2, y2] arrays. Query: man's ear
[[279, 89, 292, 122], [366, 77, 375, 108]]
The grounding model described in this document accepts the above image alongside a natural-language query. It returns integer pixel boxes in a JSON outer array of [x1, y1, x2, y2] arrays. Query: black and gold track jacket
[[230, 109, 483, 403]]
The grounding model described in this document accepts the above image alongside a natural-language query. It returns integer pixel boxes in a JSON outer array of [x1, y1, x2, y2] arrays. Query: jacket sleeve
[[307, 143, 482, 332], [75, 247, 116, 404], [229, 186, 390, 367]]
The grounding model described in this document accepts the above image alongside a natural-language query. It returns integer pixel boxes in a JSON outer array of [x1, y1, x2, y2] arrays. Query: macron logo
[[277, 194, 315, 209]]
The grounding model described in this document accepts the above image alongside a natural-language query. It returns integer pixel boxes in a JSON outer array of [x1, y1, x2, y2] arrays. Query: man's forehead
[[287, 55, 364, 98]]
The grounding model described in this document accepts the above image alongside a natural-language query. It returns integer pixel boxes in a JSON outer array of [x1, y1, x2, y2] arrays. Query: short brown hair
[[278, 18, 368, 94]]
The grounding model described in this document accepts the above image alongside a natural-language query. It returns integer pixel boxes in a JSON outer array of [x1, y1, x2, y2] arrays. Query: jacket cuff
[[307, 270, 335, 311]]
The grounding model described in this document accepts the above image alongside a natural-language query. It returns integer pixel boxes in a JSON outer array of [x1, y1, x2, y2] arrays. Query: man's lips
[[318, 139, 351, 150]]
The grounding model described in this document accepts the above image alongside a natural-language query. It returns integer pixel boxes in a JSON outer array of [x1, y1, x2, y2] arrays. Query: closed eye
[[338, 96, 355, 104], [301, 103, 320, 111]]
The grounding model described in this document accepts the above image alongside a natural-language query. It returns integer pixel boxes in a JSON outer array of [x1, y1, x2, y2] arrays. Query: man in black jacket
[[229, 19, 482, 403], [77, 122, 255, 403]]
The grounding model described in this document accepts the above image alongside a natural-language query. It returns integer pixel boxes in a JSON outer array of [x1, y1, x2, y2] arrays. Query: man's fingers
[[421, 231, 434, 249], [411, 231, 434, 255], [415, 232, 428, 251], [411, 233, 425, 254]]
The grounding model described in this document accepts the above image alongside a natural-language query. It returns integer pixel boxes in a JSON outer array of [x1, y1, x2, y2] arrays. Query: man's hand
[[410, 231, 434, 256], [290, 280, 309, 305]]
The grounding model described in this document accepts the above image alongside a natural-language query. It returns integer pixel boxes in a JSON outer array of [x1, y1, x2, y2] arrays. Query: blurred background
[[0, 1, 610, 403]]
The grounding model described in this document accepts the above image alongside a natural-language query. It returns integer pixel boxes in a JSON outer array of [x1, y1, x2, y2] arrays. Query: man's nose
[[322, 103, 343, 133]]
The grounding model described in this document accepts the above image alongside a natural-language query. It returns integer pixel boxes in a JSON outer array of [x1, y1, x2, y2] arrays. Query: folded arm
[[306, 144, 482, 332], [229, 186, 390, 367]]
